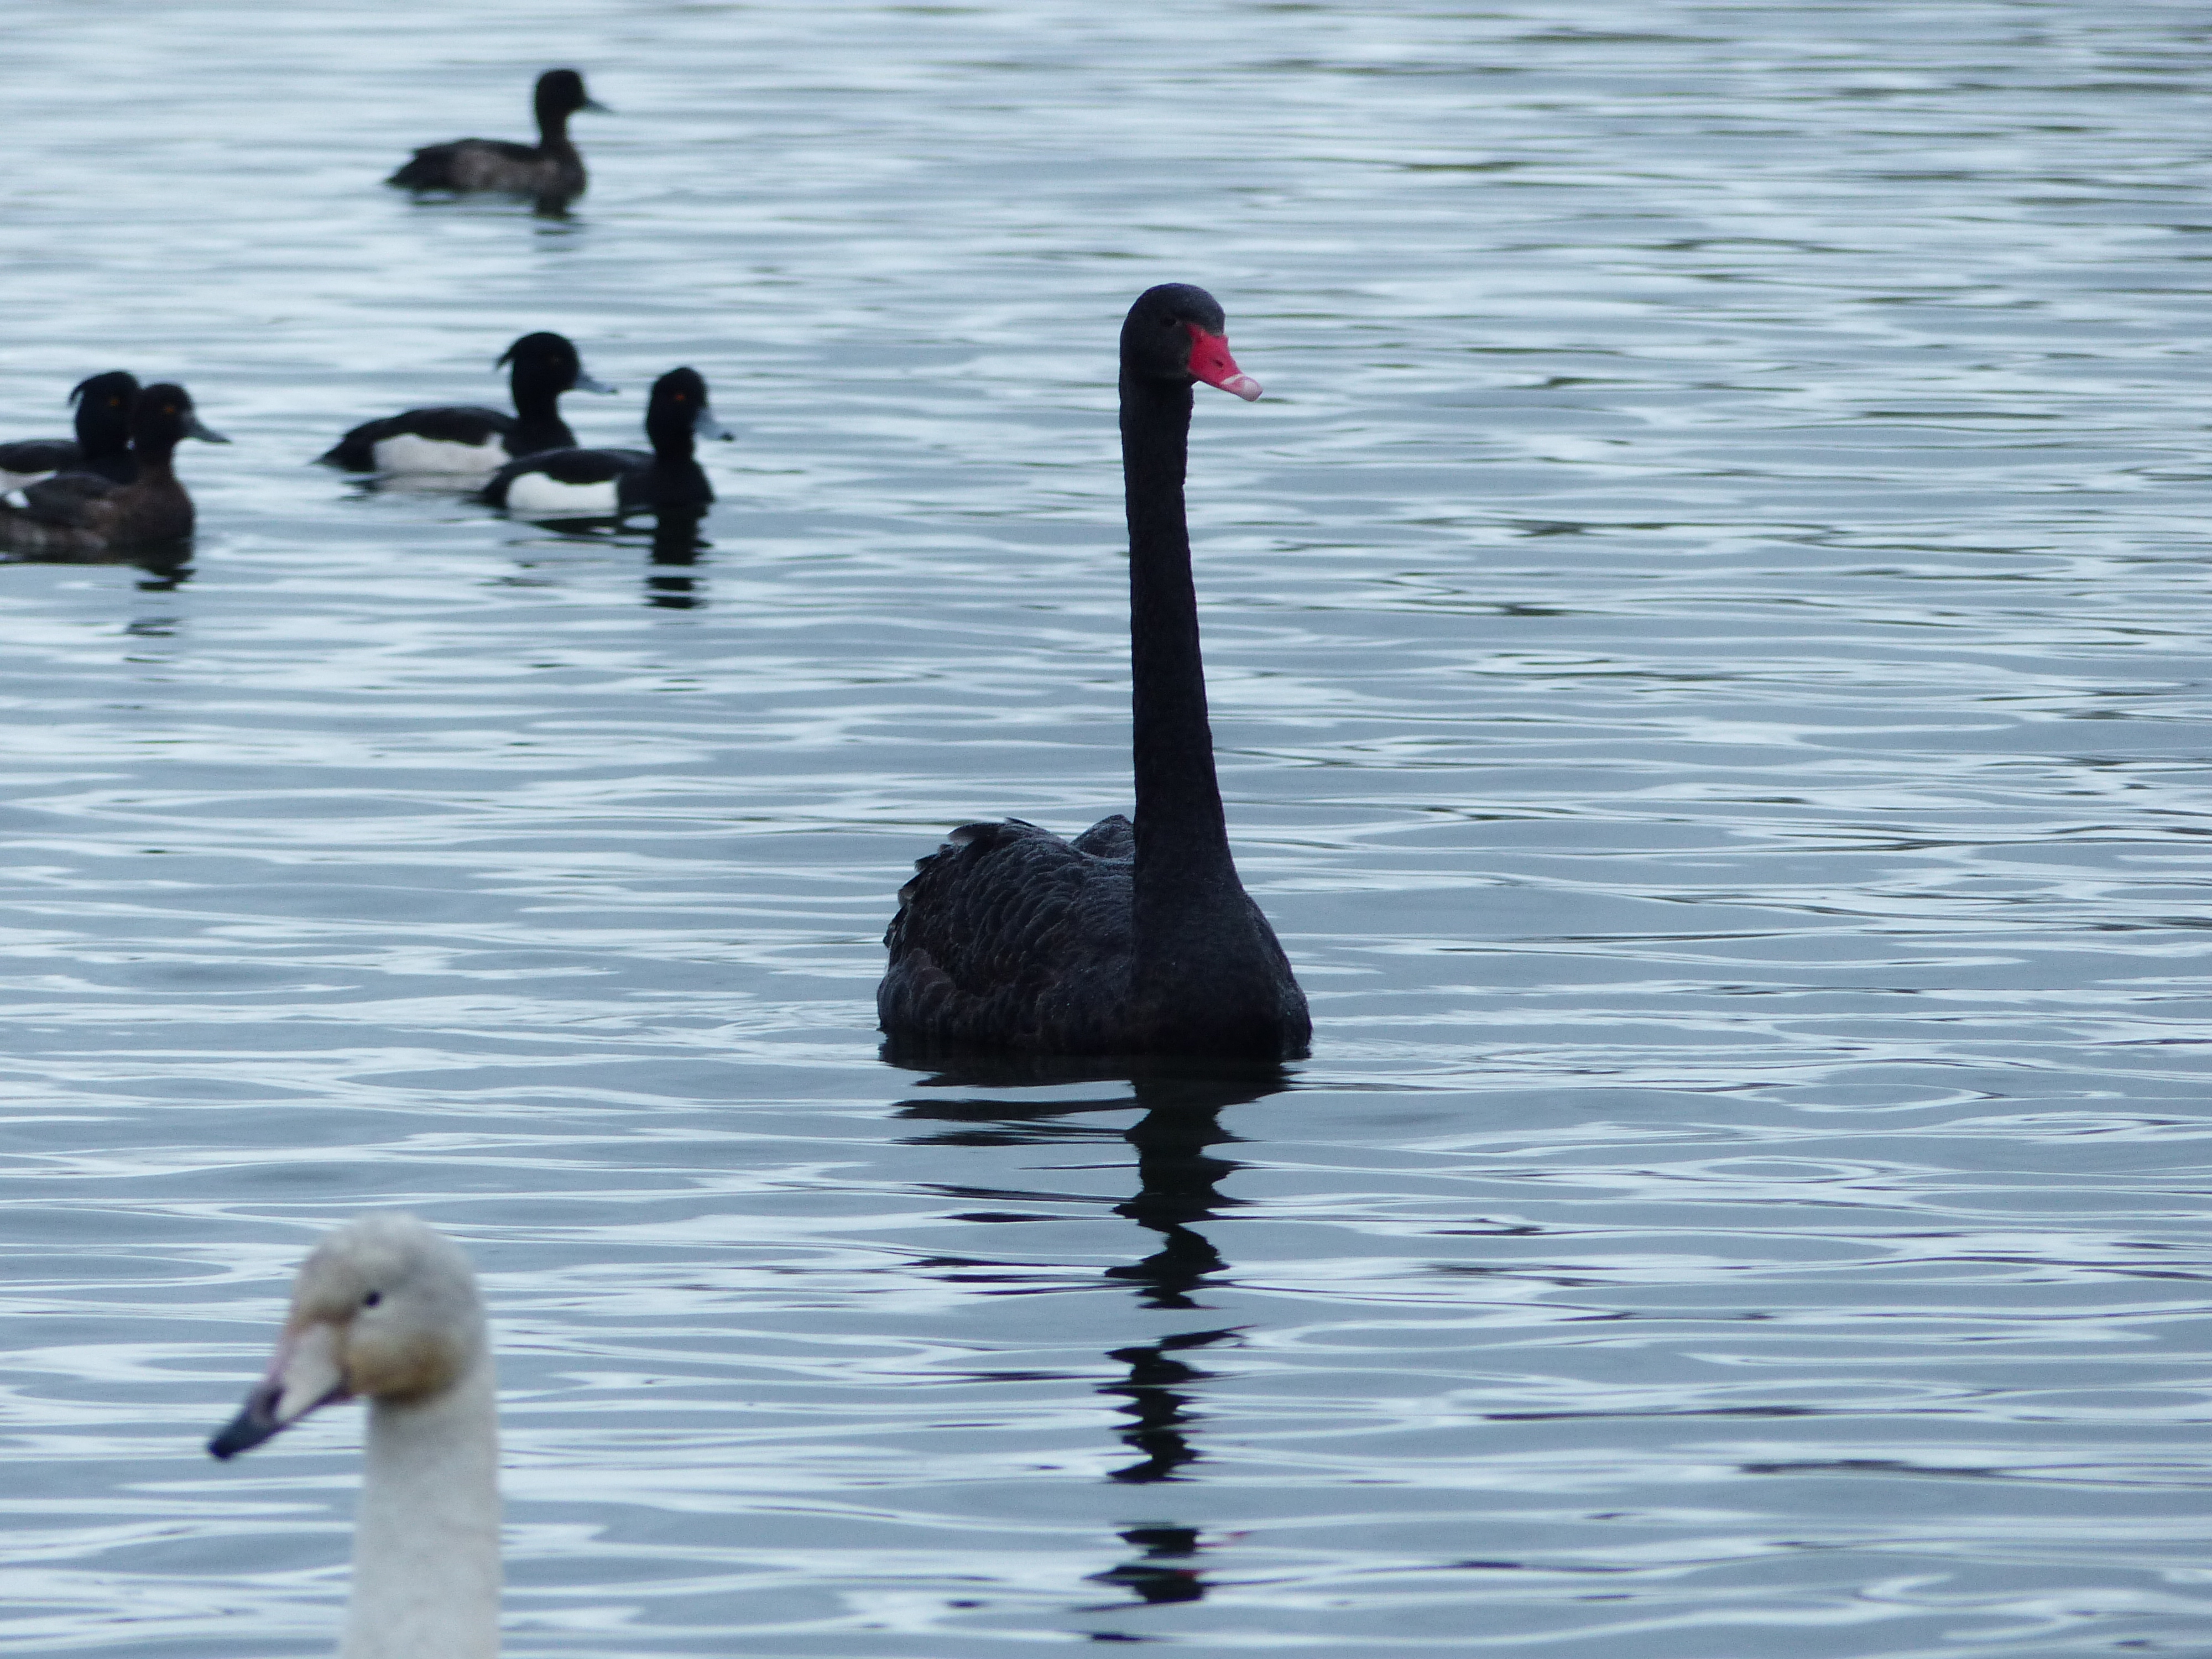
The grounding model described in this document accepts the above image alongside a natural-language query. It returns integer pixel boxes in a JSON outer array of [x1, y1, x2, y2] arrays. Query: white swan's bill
[[372, 432, 505, 476], [500, 470, 620, 515]]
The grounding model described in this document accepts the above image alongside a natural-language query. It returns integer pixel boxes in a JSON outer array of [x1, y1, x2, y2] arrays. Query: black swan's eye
[[363, 1290, 383, 1308]]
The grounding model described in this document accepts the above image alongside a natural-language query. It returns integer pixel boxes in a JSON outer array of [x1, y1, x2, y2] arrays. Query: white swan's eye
[[363, 1290, 383, 1308]]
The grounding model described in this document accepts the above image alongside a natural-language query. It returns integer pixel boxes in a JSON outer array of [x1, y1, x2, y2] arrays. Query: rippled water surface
[[6, 3, 2212, 1654]]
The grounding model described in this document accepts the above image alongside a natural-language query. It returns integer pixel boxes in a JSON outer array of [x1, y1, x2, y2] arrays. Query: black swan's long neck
[[1123, 371, 1235, 902]]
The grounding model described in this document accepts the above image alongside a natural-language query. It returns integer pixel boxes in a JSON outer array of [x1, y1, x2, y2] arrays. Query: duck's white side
[[499, 469, 622, 515], [372, 431, 505, 476], [210, 1213, 500, 1659]]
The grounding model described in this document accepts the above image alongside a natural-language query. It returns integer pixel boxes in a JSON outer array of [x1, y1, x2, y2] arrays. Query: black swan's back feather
[[879, 812, 1307, 1059], [880, 820, 1138, 1055]]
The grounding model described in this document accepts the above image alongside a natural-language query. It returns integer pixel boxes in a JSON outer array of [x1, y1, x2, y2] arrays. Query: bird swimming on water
[[320, 332, 613, 476], [0, 383, 227, 556], [388, 68, 606, 213], [878, 283, 1310, 1061], [480, 365, 728, 517], [209, 1213, 501, 1659], [0, 371, 141, 490]]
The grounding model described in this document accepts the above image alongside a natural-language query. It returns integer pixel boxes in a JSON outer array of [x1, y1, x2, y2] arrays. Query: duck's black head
[[498, 331, 614, 398], [70, 371, 141, 455], [535, 68, 607, 125], [130, 384, 229, 458], [644, 367, 732, 453], [1119, 283, 1262, 401]]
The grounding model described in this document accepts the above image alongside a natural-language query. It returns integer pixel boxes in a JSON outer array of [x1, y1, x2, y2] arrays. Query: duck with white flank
[[0, 371, 142, 489], [388, 69, 606, 213], [481, 366, 728, 517], [209, 1214, 499, 1659], [878, 284, 1310, 1060], [320, 332, 613, 477], [0, 384, 227, 555]]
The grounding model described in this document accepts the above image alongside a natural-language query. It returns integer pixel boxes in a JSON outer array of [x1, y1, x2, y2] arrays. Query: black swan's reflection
[[1102, 1328, 1233, 1485], [891, 1056, 1290, 1609], [1088, 1524, 1204, 1605]]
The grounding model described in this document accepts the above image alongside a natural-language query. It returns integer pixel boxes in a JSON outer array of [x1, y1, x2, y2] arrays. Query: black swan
[[0, 371, 140, 489], [879, 283, 1310, 1060], [388, 68, 606, 213], [319, 332, 612, 476], [0, 384, 227, 555], [481, 366, 728, 515]]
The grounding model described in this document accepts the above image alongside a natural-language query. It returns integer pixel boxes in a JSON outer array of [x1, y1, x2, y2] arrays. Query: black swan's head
[[1120, 283, 1262, 401], [498, 331, 614, 397], [535, 68, 608, 123]]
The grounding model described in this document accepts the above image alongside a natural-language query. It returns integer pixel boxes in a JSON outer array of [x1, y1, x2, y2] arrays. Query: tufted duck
[[0, 384, 227, 555], [482, 367, 728, 517], [388, 69, 607, 212], [320, 332, 613, 476], [0, 372, 143, 489]]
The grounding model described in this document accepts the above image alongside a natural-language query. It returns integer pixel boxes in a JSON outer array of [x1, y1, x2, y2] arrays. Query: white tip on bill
[[1217, 373, 1262, 401]]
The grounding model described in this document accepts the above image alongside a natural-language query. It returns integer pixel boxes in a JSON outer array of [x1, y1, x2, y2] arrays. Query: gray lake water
[[4, 3, 2210, 1655]]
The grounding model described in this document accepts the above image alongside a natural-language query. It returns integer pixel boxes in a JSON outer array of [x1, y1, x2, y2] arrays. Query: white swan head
[[210, 1213, 487, 1459]]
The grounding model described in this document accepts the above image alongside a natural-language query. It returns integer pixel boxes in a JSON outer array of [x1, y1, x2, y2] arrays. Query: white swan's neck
[[342, 1356, 500, 1659]]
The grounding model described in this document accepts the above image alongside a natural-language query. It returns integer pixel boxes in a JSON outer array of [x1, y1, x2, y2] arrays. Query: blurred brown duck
[[0, 384, 226, 555], [388, 69, 606, 212]]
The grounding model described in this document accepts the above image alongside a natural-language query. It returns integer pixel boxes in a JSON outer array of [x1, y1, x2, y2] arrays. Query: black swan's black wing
[[1071, 813, 1134, 858], [880, 818, 1138, 1054]]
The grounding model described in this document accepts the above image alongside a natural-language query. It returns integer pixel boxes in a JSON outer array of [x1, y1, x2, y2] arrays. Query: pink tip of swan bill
[[1186, 327, 1264, 401]]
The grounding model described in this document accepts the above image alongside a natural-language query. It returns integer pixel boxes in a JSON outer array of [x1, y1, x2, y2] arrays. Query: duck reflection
[[642, 507, 707, 609], [2, 539, 192, 591], [891, 1055, 1290, 1607], [455, 503, 714, 608]]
